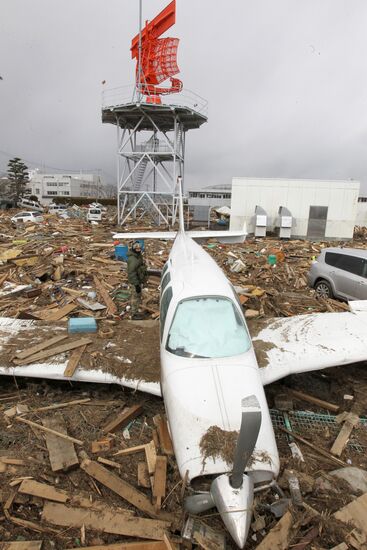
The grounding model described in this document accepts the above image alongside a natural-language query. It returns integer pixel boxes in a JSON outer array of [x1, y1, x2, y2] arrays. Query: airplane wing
[[250, 307, 367, 386], [113, 227, 247, 244], [0, 318, 162, 397]]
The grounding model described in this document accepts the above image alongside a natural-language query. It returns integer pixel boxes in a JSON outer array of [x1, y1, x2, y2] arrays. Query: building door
[[307, 206, 328, 239]]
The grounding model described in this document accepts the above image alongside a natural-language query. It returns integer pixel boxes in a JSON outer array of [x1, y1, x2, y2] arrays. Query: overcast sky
[[1, 0, 367, 193]]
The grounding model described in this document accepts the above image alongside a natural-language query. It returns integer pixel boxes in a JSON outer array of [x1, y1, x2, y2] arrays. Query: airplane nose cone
[[211, 473, 254, 548]]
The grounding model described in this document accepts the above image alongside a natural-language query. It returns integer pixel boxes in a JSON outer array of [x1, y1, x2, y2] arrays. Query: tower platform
[[102, 86, 207, 131]]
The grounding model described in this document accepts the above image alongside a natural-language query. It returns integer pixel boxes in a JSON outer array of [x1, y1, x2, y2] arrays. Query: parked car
[[307, 247, 367, 301], [11, 211, 44, 225]]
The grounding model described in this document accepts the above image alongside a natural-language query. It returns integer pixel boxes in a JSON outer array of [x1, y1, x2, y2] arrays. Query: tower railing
[[102, 85, 208, 118]]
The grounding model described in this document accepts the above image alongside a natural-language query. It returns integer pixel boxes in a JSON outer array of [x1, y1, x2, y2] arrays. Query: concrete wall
[[230, 177, 360, 240]]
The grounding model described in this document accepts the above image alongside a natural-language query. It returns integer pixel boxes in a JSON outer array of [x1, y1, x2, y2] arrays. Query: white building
[[356, 196, 367, 227], [230, 177, 360, 240], [26, 173, 102, 205], [187, 184, 232, 222]]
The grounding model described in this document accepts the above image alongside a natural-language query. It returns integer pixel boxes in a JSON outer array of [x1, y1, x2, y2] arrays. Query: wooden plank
[[30, 398, 90, 413], [16, 416, 83, 446], [68, 543, 166, 550], [0, 458, 25, 466], [42, 415, 80, 472], [80, 458, 172, 521], [93, 275, 118, 315], [138, 462, 151, 488], [114, 444, 146, 457], [0, 542, 43, 550], [333, 492, 367, 536], [13, 337, 93, 366], [42, 303, 77, 321], [103, 404, 143, 434], [183, 518, 226, 550], [63, 344, 87, 377], [286, 388, 340, 413], [14, 334, 68, 359], [145, 440, 157, 475], [42, 502, 171, 541], [255, 510, 293, 550], [153, 456, 167, 509], [97, 457, 121, 469], [18, 479, 68, 503], [153, 415, 174, 456], [330, 413, 359, 457]]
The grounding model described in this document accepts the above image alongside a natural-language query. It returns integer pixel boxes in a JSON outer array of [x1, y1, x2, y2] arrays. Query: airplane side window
[[160, 286, 173, 340], [161, 272, 171, 295], [166, 297, 251, 358], [162, 262, 169, 278]]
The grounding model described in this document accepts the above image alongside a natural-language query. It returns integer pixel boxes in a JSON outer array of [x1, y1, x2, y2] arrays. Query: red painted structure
[[131, 0, 183, 103]]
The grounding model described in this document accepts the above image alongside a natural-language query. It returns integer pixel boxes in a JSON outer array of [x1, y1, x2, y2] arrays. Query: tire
[[314, 279, 333, 299]]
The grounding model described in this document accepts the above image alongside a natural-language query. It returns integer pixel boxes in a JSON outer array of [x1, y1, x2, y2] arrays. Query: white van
[[17, 198, 43, 212], [49, 204, 68, 214], [87, 208, 102, 222]]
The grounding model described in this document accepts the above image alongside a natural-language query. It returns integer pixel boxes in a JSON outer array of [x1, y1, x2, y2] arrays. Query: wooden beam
[[330, 412, 359, 457], [13, 337, 93, 366], [145, 440, 157, 476], [80, 458, 172, 521], [103, 404, 143, 434], [153, 415, 174, 456], [18, 479, 68, 503], [16, 416, 83, 446], [42, 415, 80, 472], [42, 502, 171, 541], [286, 388, 340, 413], [68, 543, 166, 550], [255, 510, 293, 550], [63, 344, 87, 377], [14, 334, 68, 359], [93, 275, 118, 315], [333, 492, 367, 536], [29, 398, 90, 413], [0, 542, 43, 550], [153, 456, 167, 510], [114, 444, 146, 457]]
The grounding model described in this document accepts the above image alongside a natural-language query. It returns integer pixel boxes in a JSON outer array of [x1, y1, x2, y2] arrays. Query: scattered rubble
[[0, 209, 366, 548]]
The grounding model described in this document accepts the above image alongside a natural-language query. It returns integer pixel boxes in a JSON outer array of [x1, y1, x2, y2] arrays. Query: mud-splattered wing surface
[[0, 317, 161, 396], [249, 311, 367, 385]]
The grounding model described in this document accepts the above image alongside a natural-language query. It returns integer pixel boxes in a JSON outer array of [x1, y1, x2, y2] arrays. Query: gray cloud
[[1, 0, 366, 193]]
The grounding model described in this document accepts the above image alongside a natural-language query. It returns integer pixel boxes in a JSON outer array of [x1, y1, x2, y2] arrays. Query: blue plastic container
[[115, 239, 145, 262], [68, 318, 97, 333]]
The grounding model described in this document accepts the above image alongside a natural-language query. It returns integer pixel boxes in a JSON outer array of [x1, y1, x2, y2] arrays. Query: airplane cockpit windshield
[[166, 297, 251, 359]]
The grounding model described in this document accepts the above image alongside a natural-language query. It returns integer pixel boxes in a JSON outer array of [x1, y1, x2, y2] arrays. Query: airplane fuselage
[[159, 233, 280, 487]]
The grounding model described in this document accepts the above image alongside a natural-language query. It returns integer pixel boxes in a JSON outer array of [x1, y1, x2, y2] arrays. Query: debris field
[[0, 209, 366, 549]]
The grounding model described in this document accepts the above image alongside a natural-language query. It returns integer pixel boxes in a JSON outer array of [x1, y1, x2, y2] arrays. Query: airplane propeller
[[185, 395, 262, 546]]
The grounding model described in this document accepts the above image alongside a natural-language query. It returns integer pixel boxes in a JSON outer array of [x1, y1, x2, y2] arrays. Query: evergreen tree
[[7, 157, 29, 200]]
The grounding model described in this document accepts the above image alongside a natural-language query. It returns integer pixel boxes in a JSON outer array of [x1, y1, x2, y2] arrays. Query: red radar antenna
[[131, 0, 183, 104]]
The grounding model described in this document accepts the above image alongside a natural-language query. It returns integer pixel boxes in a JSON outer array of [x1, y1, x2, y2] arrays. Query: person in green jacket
[[127, 241, 147, 319]]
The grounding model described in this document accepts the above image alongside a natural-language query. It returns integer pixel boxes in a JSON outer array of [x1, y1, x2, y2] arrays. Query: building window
[[35, 188, 40, 194], [47, 182, 58, 187], [47, 191, 58, 196], [61, 191, 70, 195]]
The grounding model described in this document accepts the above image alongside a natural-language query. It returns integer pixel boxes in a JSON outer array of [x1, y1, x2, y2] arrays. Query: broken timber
[[64, 343, 87, 377], [42, 415, 80, 471], [80, 458, 173, 521], [103, 404, 143, 434], [42, 502, 171, 540], [13, 337, 93, 366], [330, 412, 359, 457]]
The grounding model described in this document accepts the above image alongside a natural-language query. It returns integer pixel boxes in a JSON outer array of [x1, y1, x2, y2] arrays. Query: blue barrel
[[115, 240, 145, 262]]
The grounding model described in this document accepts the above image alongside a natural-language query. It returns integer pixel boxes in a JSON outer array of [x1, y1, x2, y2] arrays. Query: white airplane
[[1, 187, 367, 547]]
